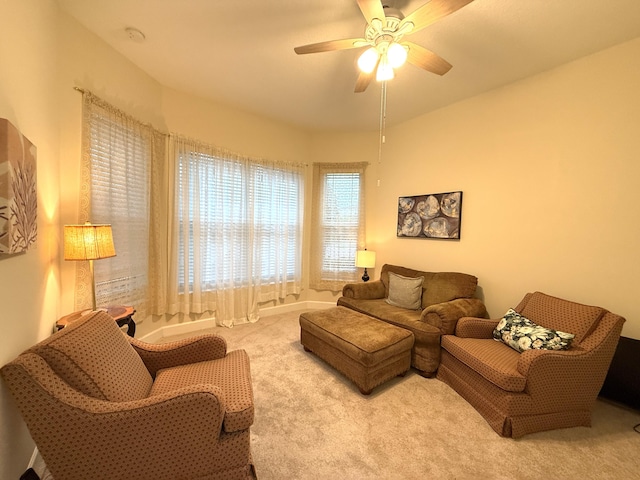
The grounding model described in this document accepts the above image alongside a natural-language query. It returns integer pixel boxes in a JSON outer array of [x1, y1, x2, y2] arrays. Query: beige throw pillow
[[386, 272, 424, 310]]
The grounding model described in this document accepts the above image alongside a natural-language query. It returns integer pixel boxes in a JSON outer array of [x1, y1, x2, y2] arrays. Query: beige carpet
[[213, 310, 640, 480]]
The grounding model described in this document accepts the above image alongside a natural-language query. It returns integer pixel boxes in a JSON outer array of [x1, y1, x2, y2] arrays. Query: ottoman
[[299, 306, 415, 395]]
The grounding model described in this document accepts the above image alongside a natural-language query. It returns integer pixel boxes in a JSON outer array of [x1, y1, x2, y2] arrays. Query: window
[[176, 148, 303, 294], [310, 162, 367, 290], [80, 92, 304, 325], [83, 98, 151, 313]]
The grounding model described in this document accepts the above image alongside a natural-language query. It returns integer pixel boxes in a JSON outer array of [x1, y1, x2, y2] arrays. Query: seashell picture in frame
[[397, 191, 462, 239]]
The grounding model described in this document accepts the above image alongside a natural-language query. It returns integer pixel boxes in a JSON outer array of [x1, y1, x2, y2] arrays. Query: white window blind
[[87, 108, 150, 311], [321, 172, 361, 273], [177, 149, 303, 293], [310, 162, 367, 291]]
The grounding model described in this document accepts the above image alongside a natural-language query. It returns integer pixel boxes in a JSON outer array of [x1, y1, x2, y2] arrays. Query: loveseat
[[338, 264, 488, 376], [437, 291, 625, 437]]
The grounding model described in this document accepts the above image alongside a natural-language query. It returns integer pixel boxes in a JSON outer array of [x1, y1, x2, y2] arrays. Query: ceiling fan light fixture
[[387, 42, 407, 68], [376, 55, 394, 82], [357, 47, 379, 74]]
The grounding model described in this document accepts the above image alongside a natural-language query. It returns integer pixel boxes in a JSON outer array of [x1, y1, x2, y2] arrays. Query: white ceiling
[[58, 0, 640, 132]]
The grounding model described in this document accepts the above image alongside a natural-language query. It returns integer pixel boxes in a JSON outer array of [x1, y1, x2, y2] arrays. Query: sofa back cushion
[[380, 264, 477, 308], [516, 292, 606, 344], [27, 311, 152, 401]]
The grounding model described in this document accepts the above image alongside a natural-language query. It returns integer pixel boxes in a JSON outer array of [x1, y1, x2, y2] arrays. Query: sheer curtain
[[79, 92, 304, 328], [159, 135, 304, 327], [77, 92, 160, 319], [310, 162, 367, 291]]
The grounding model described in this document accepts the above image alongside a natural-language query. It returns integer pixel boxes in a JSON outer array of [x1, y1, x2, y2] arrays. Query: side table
[[56, 305, 136, 337]]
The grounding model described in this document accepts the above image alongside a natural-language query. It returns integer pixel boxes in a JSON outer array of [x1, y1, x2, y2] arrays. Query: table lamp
[[355, 249, 376, 282], [64, 223, 116, 310]]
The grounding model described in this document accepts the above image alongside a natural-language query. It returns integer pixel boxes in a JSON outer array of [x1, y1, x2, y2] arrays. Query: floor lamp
[[355, 249, 376, 282], [64, 223, 116, 311]]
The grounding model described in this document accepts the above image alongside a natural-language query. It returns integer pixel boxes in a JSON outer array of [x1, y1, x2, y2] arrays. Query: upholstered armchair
[[437, 291, 625, 438], [1, 311, 256, 480]]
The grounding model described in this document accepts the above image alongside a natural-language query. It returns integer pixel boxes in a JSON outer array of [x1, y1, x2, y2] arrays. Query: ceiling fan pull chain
[[378, 80, 387, 167]]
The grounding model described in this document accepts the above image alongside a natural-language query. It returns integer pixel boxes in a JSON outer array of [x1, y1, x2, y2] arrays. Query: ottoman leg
[[359, 386, 372, 395]]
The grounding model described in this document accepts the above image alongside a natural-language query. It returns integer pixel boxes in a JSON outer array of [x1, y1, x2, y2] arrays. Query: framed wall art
[[397, 191, 462, 239], [0, 118, 37, 254]]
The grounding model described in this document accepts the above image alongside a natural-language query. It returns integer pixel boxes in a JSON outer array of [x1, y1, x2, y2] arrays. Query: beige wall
[[370, 37, 640, 339], [0, 1, 61, 478]]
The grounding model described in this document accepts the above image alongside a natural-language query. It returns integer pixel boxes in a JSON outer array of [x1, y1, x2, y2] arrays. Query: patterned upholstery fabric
[[516, 292, 605, 344], [1, 311, 256, 480], [26, 311, 152, 401], [441, 337, 526, 392], [438, 292, 625, 438], [152, 349, 254, 432], [129, 334, 228, 377]]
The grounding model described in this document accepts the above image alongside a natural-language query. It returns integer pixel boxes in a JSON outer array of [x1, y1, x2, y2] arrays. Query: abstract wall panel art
[[0, 118, 37, 254]]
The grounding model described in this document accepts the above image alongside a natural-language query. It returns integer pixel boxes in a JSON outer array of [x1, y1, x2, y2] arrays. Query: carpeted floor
[[211, 310, 640, 480], [36, 309, 640, 479]]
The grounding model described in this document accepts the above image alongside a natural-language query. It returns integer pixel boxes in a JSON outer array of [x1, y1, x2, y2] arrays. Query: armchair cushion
[[385, 272, 424, 310], [441, 336, 526, 392], [26, 311, 152, 402], [493, 309, 575, 353], [517, 292, 605, 344]]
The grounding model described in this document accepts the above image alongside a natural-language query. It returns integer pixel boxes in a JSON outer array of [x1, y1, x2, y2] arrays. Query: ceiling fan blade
[[356, 0, 386, 26], [294, 38, 367, 54], [404, 41, 452, 75], [354, 70, 375, 93], [399, 0, 474, 35]]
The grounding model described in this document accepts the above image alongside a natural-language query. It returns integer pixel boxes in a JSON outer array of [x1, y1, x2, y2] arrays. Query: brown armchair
[[437, 291, 625, 438], [1, 311, 256, 480]]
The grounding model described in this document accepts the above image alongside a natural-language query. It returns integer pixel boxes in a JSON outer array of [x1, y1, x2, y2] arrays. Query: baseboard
[[260, 300, 334, 316], [139, 301, 334, 342]]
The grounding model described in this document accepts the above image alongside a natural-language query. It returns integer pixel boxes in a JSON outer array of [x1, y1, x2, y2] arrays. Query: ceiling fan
[[294, 0, 474, 93]]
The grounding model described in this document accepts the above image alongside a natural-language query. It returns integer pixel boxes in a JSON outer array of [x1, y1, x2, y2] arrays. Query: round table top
[[56, 305, 135, 328]]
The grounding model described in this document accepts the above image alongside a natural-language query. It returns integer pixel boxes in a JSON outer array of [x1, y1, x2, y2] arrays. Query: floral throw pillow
[[493, 309, 575, 353]]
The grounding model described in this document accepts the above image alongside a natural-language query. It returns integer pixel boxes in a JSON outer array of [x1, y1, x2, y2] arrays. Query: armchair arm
[[2, 354, 230, 480], [455, 317, 500, 338], [128, 334, 227, 377], [517, 313, 624, 412], [342, 279, 386, 300], [516, 346, 606, 410], [421, 298, 489, 335]]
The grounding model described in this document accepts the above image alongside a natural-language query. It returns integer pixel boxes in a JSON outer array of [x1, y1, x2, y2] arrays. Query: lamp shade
[[355, 250, 376, 269], [357, 47, 379, 74], [376, 55, 395, 82], [64, 223, 116, 261], [387, 42, 407, 68]]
